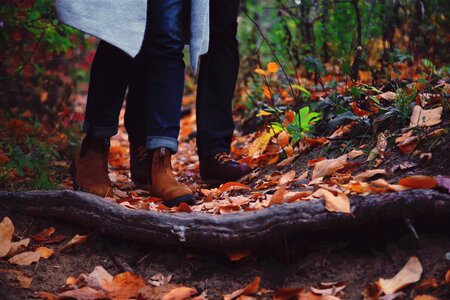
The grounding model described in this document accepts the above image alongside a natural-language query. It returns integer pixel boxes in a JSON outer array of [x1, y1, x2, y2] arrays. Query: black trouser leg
[[196, 0, 240, 160], [84, 41, 132, 137]]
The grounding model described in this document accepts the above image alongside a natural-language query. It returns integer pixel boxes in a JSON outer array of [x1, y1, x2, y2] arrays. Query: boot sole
[[163, 194, 195, 208]]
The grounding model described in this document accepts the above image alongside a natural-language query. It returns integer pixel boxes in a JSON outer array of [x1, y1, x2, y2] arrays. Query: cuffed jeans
[[84, 0, 188, 153], [83, 0, 240, 157]]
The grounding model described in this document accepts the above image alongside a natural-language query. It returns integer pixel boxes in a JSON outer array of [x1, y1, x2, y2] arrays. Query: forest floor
[[1, 72, 449, 299]]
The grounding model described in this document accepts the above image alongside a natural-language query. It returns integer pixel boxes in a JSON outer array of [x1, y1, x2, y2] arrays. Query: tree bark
[[1, 189, 449, 249]]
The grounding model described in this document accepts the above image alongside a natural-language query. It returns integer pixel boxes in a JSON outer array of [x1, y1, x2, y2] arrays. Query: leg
[[130, 0, 193, 206], [196, 0, 240, 160], [72, 41, 132, 197], [197, 0, 251, 185]]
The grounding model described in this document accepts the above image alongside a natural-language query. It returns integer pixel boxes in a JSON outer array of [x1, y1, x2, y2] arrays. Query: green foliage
[[286, 107, 322, 142], [0, 137, 59, 190]]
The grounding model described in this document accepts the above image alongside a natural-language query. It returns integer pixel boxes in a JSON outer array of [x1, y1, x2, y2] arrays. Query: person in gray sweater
[[61, 0, 250, 206]]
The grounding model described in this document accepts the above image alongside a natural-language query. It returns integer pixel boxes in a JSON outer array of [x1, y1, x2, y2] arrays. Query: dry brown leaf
[[298, 291, 341, 299], [320, 189, 351, 214], [395, 131, 413, 144], [398, 175, 437, 189], [34, 291, 57, 300], [413, 296, 439, 300], [445, 270, 450, 284], [310, 281, 348, 296], [277, 155, 298, 168], [270, 185, 287, 206], [7, 238, 29, 257], [409, 105, 442, 127], [224, 276, 261, 300], [226, 249, 252, 262], [368, 133, 387, 161], [273, 287, 304, 300], [249, 131, 274, 157], [348, 149, 365, 159], [0, 217, 14, 257], [60, 234, 88, 252], [36, 246, 54, 259], [397, 136, 420, 154], [297, 170, 309, 181], [279, 170, 296, 185], [377, 91, 397, 101], [219, 182, 252, 194], [66, 276, 78, 285], [105, 271, 149, 299], [8, 250, 41, 266], [353, 169, 387, 182], [312, 155, 348, 179], [379, 256, 423, 295], [416, 277, 438, 291], [162, 286, 198, 300], [371, 179, 409, 193], [277, 131, 291, 148], [57, 286, 107, 300], [30, 227, 55, 242]]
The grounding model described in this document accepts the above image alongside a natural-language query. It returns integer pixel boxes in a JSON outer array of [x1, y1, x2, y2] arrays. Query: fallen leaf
[[66, 276, 78, 285], [377, 91, 397, 101], [310, 281, 348, 296], [273, 287, 303, 300], [267, 62, 279, 73], [57, 286, 107, 300], [224, 276, 261, 300], [219, 182, 252, 194], [379, 256, 423, 295], [34, 291, 57, 300], [280, 170, 296, 185], [348, 149, 365, 159], [0, 217, 14, 257], [60, 234, 88, 252], [277, 155, 298, 168], [226, 249, 252, 262], [30, 227, 55, 241], [319, 189, 351, 214], [413, 296, 439, 300], [270, 185, 287, 206], [36, 246, 54, 259], [445, 270, 450, 283], [254, 68, 267, 76], [7, 238, 30, 257], [398, 176, 437, 189], [395, 131, 413, 144], [353, 169, 387, 182], [308, 157, 327, 167], [409, 105, 442, 127], [249, 131, 275, 157], [397, 136, 420, 154], [104, 271, 149, 299], [8, 251, 41, 266], [177, 203, 192, 213], [312, 155, 348, 179], [416, 277, 438, 291], [277, 131, 291, 148], [162, 286, 198, 300]]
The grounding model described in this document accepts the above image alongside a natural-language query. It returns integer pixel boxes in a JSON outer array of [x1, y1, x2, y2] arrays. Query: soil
[[0, 210, 449, 299]]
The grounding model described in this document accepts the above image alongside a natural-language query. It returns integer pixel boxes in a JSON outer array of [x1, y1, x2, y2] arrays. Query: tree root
[[0, 190, 449, 248]]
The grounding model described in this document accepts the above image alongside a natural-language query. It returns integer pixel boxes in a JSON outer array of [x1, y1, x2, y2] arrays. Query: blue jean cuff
[[146, 136, 178, 154], [83, 121, 118, 138]]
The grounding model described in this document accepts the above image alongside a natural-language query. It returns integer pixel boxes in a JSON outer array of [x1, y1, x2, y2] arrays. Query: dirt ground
[[0, 210, 449, 299]]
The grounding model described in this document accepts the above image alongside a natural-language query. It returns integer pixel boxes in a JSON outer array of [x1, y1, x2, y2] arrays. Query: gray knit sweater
[[55, 0, 209, 73]]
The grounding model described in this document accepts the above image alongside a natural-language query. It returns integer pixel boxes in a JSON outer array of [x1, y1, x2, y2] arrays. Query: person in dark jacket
[[71, 0, 251, 206]]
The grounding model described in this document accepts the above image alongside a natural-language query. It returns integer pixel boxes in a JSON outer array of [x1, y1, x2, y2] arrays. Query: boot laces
[[214, 152, 234, 165]]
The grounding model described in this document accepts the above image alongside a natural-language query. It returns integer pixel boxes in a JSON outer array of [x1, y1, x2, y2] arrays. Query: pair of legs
[[74, 0, 250, 204]]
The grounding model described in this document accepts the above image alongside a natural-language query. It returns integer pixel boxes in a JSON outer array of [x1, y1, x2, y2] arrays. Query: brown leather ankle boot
[[71, 136, 113, 198], [149, 148, 194, 207]]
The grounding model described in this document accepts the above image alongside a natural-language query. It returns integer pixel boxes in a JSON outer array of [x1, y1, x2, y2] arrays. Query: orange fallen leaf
[[279, 170, 296, 185], [413, 295, 439, 300], [397, 136, 420, 154], [36, 246, 54, 259], [267, 62, 279, 73], [34, 291, 57, 300], [312, 155, 348, 179], [348, 149, 365, 159], [177, 203, 192, 213], [416, 277, 439, 291], [0, 269, 33, 288], [277, 155, 298, 168], [319, 189, 351, 214], [398, 176, 437, 189], [445, 270, 450, 284], [308, 157, 327, 167], [270, 185, 287, 206], [219, 182, 252, 194], [226, 249, 252, 262], [273, 287, 304, 300], [0, 217, 14, 257], [277, 132, 291, 148], [105, 271, 149, 299], [60, 234, 88, 252], [379, 256, 423, 295], [224, 276, 261, 300], [353, 169, 387, 182], [162, 286, 198, 300]]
